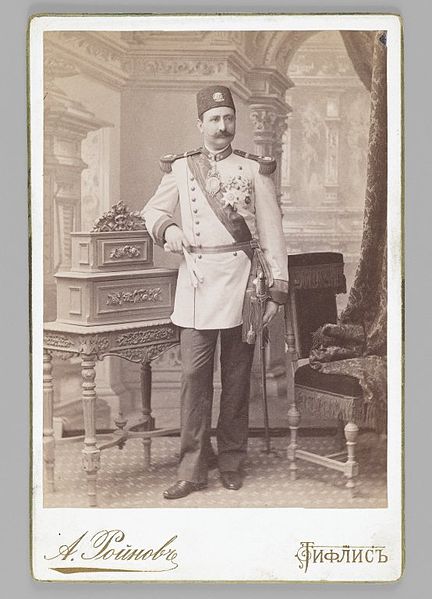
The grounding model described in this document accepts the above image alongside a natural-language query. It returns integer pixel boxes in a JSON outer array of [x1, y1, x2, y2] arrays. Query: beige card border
[[28, 12, 403, 583]]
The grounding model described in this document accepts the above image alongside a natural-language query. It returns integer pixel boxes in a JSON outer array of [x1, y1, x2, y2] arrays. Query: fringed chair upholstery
[[284, 252, 364, 496]]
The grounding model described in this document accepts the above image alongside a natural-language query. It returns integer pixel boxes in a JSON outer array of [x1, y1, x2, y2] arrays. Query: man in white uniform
[[143, 85, 288, 499]]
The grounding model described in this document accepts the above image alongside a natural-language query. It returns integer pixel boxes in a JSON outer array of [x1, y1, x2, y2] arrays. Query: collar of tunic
[[201, 144, 233, 162]]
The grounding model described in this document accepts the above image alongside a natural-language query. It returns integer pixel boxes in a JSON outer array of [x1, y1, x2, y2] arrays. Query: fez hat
[[196, 85, 236, 119]]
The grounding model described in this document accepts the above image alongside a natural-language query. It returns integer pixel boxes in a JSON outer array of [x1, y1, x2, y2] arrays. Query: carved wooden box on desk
[[43, 202, 179, 507], [56, 209, 175, 326]]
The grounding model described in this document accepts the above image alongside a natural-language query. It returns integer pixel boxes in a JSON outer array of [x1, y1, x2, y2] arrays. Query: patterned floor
[[45, 434, 387, 509]]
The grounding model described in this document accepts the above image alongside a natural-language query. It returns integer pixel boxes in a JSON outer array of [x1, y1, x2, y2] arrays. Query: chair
[[284, 252, 365, 497]]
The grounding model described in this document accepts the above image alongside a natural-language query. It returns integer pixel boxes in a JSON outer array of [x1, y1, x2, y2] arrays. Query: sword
[[255, 269, 272, 454]]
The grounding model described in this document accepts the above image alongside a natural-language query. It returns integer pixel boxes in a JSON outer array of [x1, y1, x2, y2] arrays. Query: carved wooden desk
[[43, 319, 180, 507]]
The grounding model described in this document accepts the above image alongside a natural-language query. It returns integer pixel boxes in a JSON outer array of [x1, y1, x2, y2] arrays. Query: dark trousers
[[177, 326, 255, 484]]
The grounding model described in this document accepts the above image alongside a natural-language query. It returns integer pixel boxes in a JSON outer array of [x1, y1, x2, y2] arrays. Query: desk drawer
[[71, 231, 153, 272], [97, 238, 152, 268], [56, 270, 177, 325]]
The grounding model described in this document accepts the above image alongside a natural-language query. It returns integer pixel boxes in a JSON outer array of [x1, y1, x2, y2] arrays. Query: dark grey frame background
[[2, 0, 424, 594]]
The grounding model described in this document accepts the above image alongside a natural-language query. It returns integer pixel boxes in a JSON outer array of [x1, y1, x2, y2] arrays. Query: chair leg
[[287, 404, 300, 481], [344, 422, 359, 498]]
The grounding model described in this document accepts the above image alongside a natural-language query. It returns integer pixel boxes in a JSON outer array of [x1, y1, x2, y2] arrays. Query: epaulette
[[159, 149, 201, 173], [233, 149, 277, 175]]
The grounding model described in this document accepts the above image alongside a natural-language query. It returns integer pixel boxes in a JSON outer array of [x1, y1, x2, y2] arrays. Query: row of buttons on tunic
[[189, 174, 239, 259], [190, 175, 202, 258]]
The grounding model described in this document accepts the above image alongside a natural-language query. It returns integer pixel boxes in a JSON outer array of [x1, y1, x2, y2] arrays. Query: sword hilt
[[256, 269, 268, 302]]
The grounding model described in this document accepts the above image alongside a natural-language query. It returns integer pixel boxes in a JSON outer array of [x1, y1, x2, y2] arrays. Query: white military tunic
[[142, 146, 288, 330]]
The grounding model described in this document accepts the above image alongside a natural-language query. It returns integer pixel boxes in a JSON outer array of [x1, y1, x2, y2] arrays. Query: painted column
[[249, 106, 289, 205], [43, 50, 116, 436], [323, 92, 342, 206], [43, 53, 110, 320], [248, 91, 292, 400]]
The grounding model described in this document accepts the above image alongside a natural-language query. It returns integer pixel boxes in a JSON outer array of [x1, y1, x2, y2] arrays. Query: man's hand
[[262, 300, 279, 327], [164, 225, 188, 254]]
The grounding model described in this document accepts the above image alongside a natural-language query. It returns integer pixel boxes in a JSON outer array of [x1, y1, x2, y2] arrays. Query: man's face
[[197, 106, 236, 151]]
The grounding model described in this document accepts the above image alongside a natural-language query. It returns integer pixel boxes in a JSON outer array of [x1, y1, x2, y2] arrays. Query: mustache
[[214, 131, 233, 138]]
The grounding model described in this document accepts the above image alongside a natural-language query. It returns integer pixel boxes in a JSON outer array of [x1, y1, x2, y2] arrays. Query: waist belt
[[183, 239, 274, 290], [187, 240, 259, 254]]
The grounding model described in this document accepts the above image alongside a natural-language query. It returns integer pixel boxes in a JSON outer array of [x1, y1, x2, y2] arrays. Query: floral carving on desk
[[43, 326, 178, 359], [48, 350, 78, 361], [110, 342, 178, 363], [116, 326, 177, 347], [109, 245, 141, 259], [43, 333, 75, 349], [76, 335, 110, 356], [92, 201, 146, 232], [106, 287, 162, 306]]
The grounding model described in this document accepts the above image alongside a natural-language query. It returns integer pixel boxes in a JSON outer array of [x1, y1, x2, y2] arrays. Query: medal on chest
[[205, 158, 221, 195], [205, 175, 221, 194]]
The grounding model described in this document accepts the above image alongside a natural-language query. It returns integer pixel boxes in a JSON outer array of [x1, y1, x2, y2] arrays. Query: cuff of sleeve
[[153, 216, 177, 247], [269, 279, 289, 304]]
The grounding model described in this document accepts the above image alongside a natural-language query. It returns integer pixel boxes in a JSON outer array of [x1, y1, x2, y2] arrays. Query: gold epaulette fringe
[[159, 149, 201, 173], [233, 149, 277, 175]]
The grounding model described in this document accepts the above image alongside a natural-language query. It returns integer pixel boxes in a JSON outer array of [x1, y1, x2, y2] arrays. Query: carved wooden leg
[[43, 350, 55, 493], [287, 404, 300, 481], [344, 422, 359, 498], [141, 361, 155, 470], [81, 354, 100, 507]]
